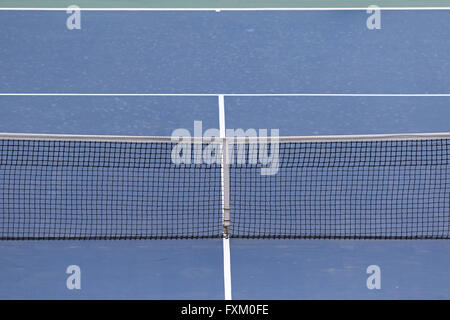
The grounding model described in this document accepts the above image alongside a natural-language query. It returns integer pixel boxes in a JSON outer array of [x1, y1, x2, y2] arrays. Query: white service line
[[1, 7, 450, 11], [1, 93, 450, 97], [0, 93, 219, 97]]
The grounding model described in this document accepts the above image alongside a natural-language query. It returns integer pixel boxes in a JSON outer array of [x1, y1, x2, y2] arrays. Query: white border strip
[[0, 133, 211, 143], [218, 95, 232, 301], [1, 132, 449, 143], [2, 93, 450, 97], [1, 7, 450, 11], [250, 132, 450, 143]]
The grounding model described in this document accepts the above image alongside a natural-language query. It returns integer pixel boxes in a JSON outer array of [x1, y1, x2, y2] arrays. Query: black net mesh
[[0, 137, 449, 240]]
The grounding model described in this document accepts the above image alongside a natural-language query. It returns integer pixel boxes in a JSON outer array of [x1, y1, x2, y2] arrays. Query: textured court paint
[[1, 0, 450, 9], [2, 11, 450, 94], [0, 9, 449, 299], [230, 240, 450, 299], [0, 240, 224, 299]]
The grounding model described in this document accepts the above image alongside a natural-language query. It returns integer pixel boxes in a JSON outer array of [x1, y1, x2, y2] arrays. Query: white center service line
[[1, 93, 450, 97]]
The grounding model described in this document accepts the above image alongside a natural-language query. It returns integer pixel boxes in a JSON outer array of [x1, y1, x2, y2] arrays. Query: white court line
[[218, 95, 232, 301], [222, 237, 232, 300], [1, 93, 450, 97], [1, 7, 450, 11]]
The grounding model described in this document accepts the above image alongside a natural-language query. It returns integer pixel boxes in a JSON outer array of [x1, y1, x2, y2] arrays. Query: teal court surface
[[0, 1, 449, 299]]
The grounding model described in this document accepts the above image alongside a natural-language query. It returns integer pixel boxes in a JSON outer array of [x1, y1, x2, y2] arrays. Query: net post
[[219, 94, 232, 300]]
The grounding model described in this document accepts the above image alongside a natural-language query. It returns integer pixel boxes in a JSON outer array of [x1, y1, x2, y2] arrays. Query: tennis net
[[0, 133, 449, 240]]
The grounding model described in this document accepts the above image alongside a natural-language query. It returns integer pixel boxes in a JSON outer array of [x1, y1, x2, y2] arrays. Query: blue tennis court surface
[[0, 8, 449, 299]]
